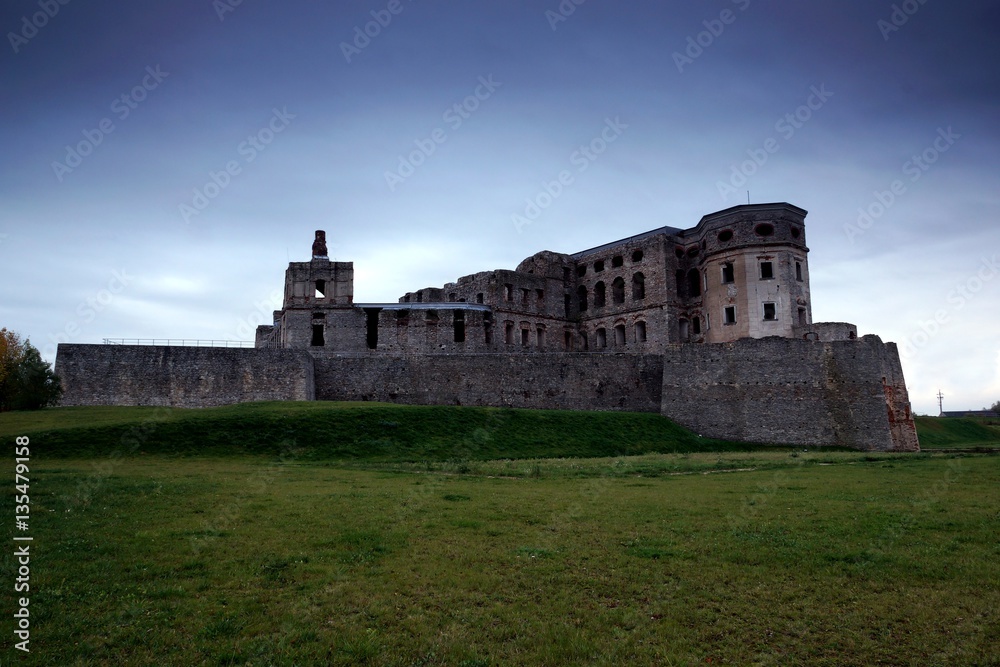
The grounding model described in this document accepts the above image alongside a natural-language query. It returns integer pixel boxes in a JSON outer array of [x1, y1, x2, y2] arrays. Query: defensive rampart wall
[[660, 335, 918, 451], [55, 345, 315, 408], [312, 353, 664, 412], [55, 337, 918, 451]]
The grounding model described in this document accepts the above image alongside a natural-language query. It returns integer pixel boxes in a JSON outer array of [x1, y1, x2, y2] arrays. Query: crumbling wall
[[660, 335, 919, 451], [56, 344, 315, 408]]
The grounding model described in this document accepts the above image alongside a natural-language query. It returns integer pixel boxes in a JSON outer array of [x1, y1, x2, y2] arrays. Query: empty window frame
[[614, 324, 626, 346], [476, 292, 484, 304], [760, 261, 774, 280], [763, 302, 777, 321], [687, 269, 701, 297], [632, 272, 645, 300], [576, 265, 587, 277], [504, 321, 514, 345], [536, 326, 546, 349], [315, 279, 326, 299], [520, 325, 530, 347], [536, 289, 544, 309], [577, 285, 588, 312], [594, 260, 605, 273], [365, 308, 380, 349], [692, 317, 701, 335], [632, 249, 644, 263], [594, 281, 606, 308], [798, 307, 808, 326], [635, 321, 647, 342], [724, 306, 737, 325], [504, 284, 514, 301], [612, 277, 625, 304], [611, 255, 623, 268], [721, 262, 735, 284], [520, 288, 529, 306], [311, 313, 325, 347], [679, 318, 690, 342], [795, 261, 803, 282], [596, 328, 607, 348]]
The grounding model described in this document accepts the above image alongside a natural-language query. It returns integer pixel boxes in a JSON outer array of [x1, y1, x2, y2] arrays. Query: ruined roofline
[[568, 202, 806, 259], [355, 302, 492, 311], [570, 225, 683, 260]]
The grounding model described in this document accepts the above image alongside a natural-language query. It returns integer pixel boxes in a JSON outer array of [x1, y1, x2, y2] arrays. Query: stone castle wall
[[56, 337, 918, 451], [660, 335, 919, 451], [311, 353, 664, 412], [55, 345, 315, 408]]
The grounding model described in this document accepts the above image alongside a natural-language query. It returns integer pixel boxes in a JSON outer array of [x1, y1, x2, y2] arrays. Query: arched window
[[614, 323, 626, 346], [687, 269, 701, 297], [632, 272, 645, 300], [577, 285, 588, 312], [596, 328, 607, 348], [594, 281, 606, 307], [612, 277, 625, 304]]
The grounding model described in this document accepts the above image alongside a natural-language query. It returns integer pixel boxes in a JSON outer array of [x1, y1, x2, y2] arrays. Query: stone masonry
[[56, 202, 920, 451]]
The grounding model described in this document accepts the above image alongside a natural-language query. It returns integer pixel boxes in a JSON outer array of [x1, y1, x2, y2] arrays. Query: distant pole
[[937, 389, 945, 416], [747, 191, 750, 204]]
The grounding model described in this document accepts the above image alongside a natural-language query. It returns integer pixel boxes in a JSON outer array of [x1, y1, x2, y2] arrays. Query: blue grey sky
[[2, 0, 998, 415]]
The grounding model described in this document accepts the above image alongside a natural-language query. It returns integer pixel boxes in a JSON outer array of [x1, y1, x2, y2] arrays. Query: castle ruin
[[56, 203, 920, 451]]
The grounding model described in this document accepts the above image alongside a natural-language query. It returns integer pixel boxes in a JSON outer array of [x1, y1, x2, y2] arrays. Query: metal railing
[[101, 338, 255, 348]]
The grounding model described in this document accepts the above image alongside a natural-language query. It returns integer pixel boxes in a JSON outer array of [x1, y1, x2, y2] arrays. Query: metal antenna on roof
[[937, 389, 945, 416]]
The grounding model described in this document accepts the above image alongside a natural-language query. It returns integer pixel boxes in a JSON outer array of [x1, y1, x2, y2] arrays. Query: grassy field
[[2, 405, 999, 665]]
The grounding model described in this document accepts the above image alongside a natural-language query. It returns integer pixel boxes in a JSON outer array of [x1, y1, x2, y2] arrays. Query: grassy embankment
[[1, 404, 998, 665]]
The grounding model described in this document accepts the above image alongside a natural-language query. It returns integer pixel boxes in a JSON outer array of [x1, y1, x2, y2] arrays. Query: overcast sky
[[2, 1, 998, 415]]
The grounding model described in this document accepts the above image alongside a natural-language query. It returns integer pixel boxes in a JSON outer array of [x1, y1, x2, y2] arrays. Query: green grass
[[2, 404, 1000, 664], [6, 450, 1000, 666], [912, 415, 1000, 448], [0, 402, 782, 460]]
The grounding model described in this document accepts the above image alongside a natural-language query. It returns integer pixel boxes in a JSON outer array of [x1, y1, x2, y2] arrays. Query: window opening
[[594, 281, 606, 308], [612, 277, 625, 304], [687, 269, 701, 297], [635, 321, 647, 342], [760, 261, 774, 280], [763, 302, 777, 321], [364, 308, 380, 349], [724, 306, 736, 325], [721, 263, 735, 284], [632, 272, 645, 300]]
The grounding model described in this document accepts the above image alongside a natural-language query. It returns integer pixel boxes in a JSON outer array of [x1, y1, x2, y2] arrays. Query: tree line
[[0, 328, 62, 411]]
